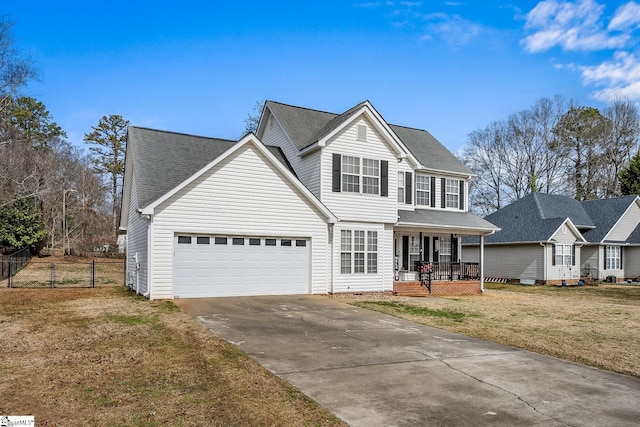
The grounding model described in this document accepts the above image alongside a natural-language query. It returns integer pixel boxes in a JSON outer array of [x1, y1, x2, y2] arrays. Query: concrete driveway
[[177, 295, 640, 427]]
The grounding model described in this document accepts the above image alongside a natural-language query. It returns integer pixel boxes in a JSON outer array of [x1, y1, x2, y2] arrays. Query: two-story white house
[[120, 100, 498, 299]]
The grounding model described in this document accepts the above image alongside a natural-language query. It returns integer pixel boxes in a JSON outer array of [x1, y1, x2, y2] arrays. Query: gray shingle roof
[[398, 209, 499, 233], [581, 196, 638, 243], [464, 193, 640, 245], [128, 127, 237, 210], [628, 223, 640, 244], [265, 100, 472, 174]]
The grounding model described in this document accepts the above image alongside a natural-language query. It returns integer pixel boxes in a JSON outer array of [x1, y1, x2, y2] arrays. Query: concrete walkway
[[177, 295, 640, 427]]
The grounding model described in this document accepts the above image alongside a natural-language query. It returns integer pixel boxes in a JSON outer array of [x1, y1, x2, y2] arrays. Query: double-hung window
[[342, 156, 360, 193], [439, 237, 452, 262], [446, 178, 459, 209], [340, 229, 378, 274], [554, 244, 573, 266], [416, 175, 430, 206], [605, 246, 621, 270], [362, 159, 380, 194], [397, 172, 405, 203]]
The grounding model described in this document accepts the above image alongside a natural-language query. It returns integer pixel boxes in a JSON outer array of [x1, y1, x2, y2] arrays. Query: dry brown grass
[[344, 283, 640, 378], [10, 255, 124, 288], [0, 286, 344, 426]]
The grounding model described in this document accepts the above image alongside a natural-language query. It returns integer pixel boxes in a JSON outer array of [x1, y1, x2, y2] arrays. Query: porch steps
[[393, 281, 430, 297]]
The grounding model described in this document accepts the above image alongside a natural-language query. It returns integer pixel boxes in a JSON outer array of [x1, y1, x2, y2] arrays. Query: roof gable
[[263, 100, 471, 174], [581, 195, 639, 243], [134, 131, 336, 223]]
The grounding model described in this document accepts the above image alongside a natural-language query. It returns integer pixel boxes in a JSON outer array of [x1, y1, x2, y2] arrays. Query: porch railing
[[414, 261, 480, 281]]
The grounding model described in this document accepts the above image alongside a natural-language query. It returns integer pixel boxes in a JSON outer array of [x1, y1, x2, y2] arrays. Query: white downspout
[[329, 223, 334, 294], [144, 215, 152, 299], [540, 242, 547, 284]]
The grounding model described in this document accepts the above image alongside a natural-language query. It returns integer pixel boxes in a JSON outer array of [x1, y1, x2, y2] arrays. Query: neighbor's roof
[[127, 127, 293, 210], [464, 193, 592, 245], [581, 195, 638, 243], [264, 100, 473, 175], [398, 209, 499, 234], [627, 223, 640, 244]]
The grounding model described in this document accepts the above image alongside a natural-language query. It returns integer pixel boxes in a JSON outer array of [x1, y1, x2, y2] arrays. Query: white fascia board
[[415, 167, 476, 179], [140, 134, 337, 224], [601, 196, 640, 243], [119, 139, 134, 229], [318, 102, 409, 160], [396, 222, 500, 235]]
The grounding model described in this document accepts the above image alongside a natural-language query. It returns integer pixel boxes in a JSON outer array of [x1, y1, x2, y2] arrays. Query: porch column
[[480, 234, 485, 292]]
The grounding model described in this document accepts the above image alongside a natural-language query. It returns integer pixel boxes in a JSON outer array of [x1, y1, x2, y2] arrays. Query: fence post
[[7, 259, 11, 288], [91, 260, 95, 288], [51, 263, 56, 288]]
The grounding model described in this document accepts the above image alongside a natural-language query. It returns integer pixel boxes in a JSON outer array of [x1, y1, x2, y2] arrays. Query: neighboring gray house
[[462, 193, 640, 284]]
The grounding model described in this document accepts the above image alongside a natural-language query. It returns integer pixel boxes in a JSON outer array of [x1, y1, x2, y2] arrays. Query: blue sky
[[5, 1, 640, 152]]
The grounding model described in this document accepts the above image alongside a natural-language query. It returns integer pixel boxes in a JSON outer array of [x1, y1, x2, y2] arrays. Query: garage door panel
[[174, 235, 309, 298]]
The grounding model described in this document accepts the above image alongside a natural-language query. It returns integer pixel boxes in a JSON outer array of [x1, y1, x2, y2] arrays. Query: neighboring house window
[[341, 229, 378, 274], [416, 175, 430, 206], [357, 124, 367, 141], [341, 230, 352, 274], [554, 244, 573, 266], [362, 159, 380, 194], [439, 237, 452, 262], [342, 156, 360, 192], [397, 171, 405, 203], [446, 179, 459, 209], [605, 246, 621, 270]]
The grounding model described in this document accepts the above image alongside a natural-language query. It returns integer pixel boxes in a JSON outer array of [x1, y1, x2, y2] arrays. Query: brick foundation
[[393, 280, 482, 297]]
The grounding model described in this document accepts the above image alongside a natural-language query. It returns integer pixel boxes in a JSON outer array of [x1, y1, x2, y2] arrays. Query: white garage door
[[174, 235, 309, 297]]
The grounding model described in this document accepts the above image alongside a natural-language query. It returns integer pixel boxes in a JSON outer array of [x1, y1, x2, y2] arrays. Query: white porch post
[[480, 234, 485, 292]]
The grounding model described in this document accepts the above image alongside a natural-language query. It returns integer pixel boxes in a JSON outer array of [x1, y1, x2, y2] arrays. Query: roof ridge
[[129, 125, 237, 143], [266, 100, 341, 117]]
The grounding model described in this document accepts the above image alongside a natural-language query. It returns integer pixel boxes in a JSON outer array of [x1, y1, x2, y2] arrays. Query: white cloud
[[521, 0, 631, 52], [423, 14, 482, 48], [608, 1, 640, 31], [580, 51, 640, 101]]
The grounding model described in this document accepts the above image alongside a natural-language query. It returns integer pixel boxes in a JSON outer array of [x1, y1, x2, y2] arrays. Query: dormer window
[[357, 124, 367, 141]]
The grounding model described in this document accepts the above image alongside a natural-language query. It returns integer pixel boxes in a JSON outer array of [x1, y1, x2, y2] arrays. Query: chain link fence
[[4, 257, 124, 288]]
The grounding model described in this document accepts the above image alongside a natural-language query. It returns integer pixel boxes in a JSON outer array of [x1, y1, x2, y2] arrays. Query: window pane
[[232, 238, 244, 245], [341, 230, 352, 251], [397, 172, 405, 203], [342, 174, 360, 192], [362, 176, 379, 194], [341, 253, 351, 274], [354, 231, 365, 251], [177, 236, 191, 244], [296, 240, 306, 247], [367, 253, 377, 274], [354, 253, 365, 273], [367, 231, 377, 252], [281, 239, 292, 246], [196, 236, 210, 244], [265, 238, 276, 246], [446, 178, 459, 208], [416, 175, 430, 206], [249, 238, 261, 246], [214, 237, 227, 245]]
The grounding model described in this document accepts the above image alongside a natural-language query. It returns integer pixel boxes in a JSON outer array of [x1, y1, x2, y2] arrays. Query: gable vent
[[357, 124, 367, 141]]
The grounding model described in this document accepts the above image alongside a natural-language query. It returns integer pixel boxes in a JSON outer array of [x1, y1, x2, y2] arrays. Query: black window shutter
[[452, 235, 458, 262], [423, 237, 430, 261], [380, 160, 388, 197], [552, 245, 556, 266], [405, 172, 412, 204], [402, 236, 409, 270], [433, 237, 439, 262], [572, 245, 576, 266], [441, 178, 446, 208], [430, 176, 436, 207], [332, 153, 341, 192], [459, 180, 465, 211]]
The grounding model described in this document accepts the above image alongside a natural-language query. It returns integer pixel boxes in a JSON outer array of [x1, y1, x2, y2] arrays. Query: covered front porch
[[394, 209, 499, 295]]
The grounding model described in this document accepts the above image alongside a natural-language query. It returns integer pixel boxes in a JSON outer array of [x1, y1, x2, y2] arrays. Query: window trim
[[445, 178, 460, 209], [605, 246, 621, 270], [340, 229, 378, 274], [341, 155, 360, 193], [397, 171, 405, 203], [554, 244, 573, 266], [416, 175, 430, 206]]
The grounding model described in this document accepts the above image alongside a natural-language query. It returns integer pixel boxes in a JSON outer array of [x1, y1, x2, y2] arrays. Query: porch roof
[[397, 209, 499, 235]]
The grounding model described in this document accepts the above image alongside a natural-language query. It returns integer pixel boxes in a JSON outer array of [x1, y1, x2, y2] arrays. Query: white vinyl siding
[[125, 170, 149, 295], [150, 144, 330, 299], [625, 247, 640, 278], [322, 117, 398, 223], [477, 244, 544, 282], [416, 175, 430, 206]]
